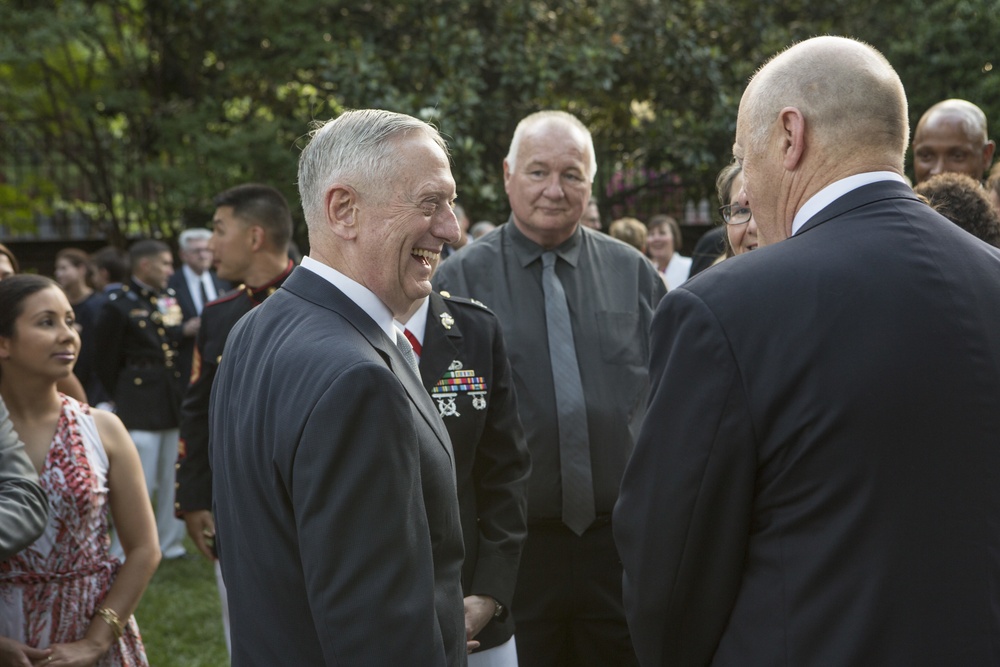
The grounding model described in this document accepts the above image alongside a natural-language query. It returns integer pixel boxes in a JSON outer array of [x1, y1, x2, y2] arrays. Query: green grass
[[133, 538, 229, 666]]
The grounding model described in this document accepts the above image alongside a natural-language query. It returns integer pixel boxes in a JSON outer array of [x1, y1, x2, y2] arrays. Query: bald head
[[734, 37, 908, 244], [742, 37, 908, 163], [912, 99, 994, 184]]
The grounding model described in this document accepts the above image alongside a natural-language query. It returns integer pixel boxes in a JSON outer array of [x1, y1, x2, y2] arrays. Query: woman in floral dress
[[0, 275, 160, 666]]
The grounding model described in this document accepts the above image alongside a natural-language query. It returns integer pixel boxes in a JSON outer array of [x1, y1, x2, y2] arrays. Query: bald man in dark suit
[[616, 36, 1000, 666]]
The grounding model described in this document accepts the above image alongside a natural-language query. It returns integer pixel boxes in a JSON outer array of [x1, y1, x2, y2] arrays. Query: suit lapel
[[419, 293, 462, 394], [280, 267, 456, 468]]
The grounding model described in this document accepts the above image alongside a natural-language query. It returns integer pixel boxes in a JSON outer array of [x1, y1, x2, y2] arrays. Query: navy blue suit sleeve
[[293, 362, 448, 665], [613, 288, 756, 666]]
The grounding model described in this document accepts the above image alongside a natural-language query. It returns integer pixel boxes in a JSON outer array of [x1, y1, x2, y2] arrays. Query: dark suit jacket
[[614, 181, 1000, 666], [210, 266, 466, 666], [418, 292, 530, 651], [167, 268, 229, 381], [176, 262, 293, 516], [94, 279, 185, 430]]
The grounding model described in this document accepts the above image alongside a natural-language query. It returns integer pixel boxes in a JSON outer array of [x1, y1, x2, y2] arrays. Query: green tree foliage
[[1, 0, 997, 245]]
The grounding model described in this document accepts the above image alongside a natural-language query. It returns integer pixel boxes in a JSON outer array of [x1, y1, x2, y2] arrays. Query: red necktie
[[403, 328, 422, 358]]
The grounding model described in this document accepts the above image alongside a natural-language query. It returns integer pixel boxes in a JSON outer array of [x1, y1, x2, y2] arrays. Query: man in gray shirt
[[0, 396, 48, 561], [434, 110, 665, 667]]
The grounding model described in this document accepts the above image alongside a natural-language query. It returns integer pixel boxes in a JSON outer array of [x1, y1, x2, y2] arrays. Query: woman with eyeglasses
[[716, 161, 759, 256]]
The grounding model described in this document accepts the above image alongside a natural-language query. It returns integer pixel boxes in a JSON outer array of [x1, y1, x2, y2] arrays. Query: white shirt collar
[[395, 297, 430, 345], [791, 171, 907, 236], [300, 256, 396, 341]]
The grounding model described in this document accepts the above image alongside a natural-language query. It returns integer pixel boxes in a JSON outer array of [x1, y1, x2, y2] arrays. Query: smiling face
[[504, 120, 592, 248], [725, 172, 759, 255], [647, 223, 675, 266], [352, 132, 460, 316], [913, 111, 993, 185], [0, 286, 79, 381]]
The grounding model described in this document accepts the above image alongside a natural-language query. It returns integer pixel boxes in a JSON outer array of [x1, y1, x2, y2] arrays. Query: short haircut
[[913, 172, 1000, 248], [648, 214, 684, 252], [213, 184, 293, 250], [178, 228, 212, 250], [129, 239, 171, 265], [0, 242, 20, 274], [609, 217, 648, 252], [915, 99, 990, 146], [91, 246, 128, 284], [505, 111, 597, 183], [745, 37, 908, 167], [298, 110, 448, 229], [0, 274, 59, 338]]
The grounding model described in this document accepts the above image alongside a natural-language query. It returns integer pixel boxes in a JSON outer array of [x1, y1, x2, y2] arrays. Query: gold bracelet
[[96, 606, 124, 639]]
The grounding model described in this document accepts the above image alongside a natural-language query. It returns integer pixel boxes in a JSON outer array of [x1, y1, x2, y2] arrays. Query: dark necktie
[[395, 330, 421, 378], [541, 251, 595, 535], [199, 278, 211, 314]]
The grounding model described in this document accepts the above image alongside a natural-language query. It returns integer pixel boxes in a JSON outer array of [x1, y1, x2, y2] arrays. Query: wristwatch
[[492, 598, 505, 620]]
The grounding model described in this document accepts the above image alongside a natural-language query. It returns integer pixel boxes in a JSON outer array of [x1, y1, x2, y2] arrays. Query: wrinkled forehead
[[519, 120, 590, 163]]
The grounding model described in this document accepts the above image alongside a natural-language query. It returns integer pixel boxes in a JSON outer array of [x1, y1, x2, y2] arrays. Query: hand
[[463, 595, 496, 646], [182, 317, 201, 338], [0, 637, 51, 667], [36, 639, 104, 667], [183, 510, 216, 560]]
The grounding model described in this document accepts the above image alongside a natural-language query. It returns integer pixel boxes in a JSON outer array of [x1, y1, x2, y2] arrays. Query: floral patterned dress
[[0, 395, 149, 666]]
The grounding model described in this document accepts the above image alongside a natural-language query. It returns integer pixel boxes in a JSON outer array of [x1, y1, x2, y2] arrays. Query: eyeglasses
[[719, 204, 752, 225]]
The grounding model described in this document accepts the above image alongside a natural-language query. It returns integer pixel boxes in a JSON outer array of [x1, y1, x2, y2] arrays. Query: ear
[[0, 335, 10, 360], [982, 141, 996, 175], [778, 106, 806, 171], [326, 184, 360, 241], [248, 225, 265, 252], [503, 159, 513, 193]]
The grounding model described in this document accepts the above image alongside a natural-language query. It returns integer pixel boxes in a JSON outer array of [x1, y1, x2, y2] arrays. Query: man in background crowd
[[436, 110, 665, 667], [176, 183, 295, 655], [912, 98, 995, 185], [96, 239, 187, 560], [167, 228, 229, 382]]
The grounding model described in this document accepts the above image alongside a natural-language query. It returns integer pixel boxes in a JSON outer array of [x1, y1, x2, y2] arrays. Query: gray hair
[[505, 111, 597, 183], [744, 37, 908, 167], [178, 228, 212, 250], [298, 109, 449, 228]]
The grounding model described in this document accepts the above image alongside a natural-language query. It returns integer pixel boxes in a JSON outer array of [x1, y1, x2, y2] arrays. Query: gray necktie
[[541, 251, 595, 536], [395, 329, 421, 378]]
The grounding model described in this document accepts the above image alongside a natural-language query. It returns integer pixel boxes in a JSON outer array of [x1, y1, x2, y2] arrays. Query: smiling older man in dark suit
[[615, 36, 1000, 666], [210, 110, 467, 666]]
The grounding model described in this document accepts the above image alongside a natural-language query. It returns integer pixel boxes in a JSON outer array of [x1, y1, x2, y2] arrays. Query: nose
[[929, 156, 945, 176], [436, 207, 462, 245], [542, 174, 565, 200]]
